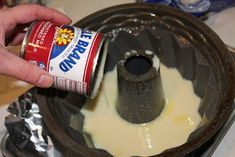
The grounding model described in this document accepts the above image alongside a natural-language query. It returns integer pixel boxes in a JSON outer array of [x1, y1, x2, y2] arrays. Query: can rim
[[90, 37, 108, 98], [20, 21, 37, 58]]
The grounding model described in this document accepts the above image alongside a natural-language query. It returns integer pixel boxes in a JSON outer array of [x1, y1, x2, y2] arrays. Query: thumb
[[0, 46, 53, 88]]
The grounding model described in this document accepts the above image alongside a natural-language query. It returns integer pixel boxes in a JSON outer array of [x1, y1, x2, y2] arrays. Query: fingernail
[[37, 74, 53, 88], [66, 17, 72, 24]]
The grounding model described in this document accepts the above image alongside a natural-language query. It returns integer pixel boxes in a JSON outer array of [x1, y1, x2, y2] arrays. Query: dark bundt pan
[[36, 3, 235, 157]]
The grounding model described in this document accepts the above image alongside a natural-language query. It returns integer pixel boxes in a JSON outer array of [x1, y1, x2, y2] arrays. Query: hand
[[0, 4, 71, 87]]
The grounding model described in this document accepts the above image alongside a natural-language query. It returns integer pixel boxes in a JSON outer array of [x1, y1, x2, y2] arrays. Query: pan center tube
[[116, 50, 165, 124]]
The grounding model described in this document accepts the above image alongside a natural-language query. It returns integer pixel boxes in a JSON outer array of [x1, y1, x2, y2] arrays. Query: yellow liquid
[[81, 64, 201, 157]]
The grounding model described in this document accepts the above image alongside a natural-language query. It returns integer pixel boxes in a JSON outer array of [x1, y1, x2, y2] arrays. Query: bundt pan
[[36, 3, 235, 157]]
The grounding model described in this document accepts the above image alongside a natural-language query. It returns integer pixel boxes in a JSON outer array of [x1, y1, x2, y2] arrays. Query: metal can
[[21, 20, 108, 98]]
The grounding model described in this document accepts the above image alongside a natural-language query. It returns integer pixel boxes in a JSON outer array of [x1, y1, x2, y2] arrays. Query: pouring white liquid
[[81, 63, 201, 157]]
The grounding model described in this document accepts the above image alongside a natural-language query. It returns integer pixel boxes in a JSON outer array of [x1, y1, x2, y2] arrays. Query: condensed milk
[[21, 20, 108, 98]]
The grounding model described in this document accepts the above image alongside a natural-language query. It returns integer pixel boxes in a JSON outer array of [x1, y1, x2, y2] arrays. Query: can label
[[23, 21, 104, 96]]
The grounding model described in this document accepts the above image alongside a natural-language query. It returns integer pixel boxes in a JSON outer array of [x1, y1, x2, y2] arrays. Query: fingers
[[9, 32, 26, 46], [10, 4, 71, 24], [0, 46, 53, 88], [0, 4, 67, 87], [3, 4, 71, 28], [1, 4, 72, 45]]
